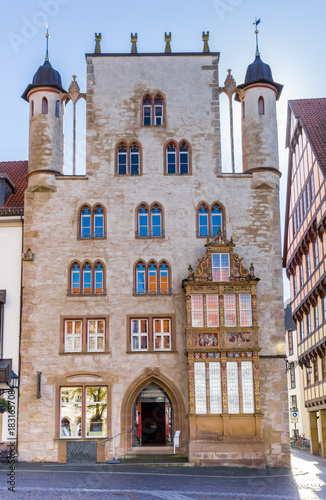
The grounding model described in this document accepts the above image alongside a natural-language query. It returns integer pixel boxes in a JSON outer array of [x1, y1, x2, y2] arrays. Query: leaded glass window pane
[[118, 145, 127, 175], [166, 144, 176, 174], [239, 294, 252, 326], [206, 294, 219, 327], [241, 362, 254, 413], [198, 206, 208, 237], [72, 264, 80, 294], [209, 362, 222, 414], [224, 294, 236, 326], [136, 264, 145, 294], [148, 263, 157, 294], [83, 264, 92, 294], [151, 207, 162, 236], [211, 206, 222, 236], [227, 362, 239, 414], [212, 253, 229, 281], [94, 264, 103, 294], [130, 144, 140, 175], [94, 208, 104, 238], [160, 264, 168, 294], [179, 143, 189, 174], [191, 295, 204, 327], [138, 207, 148, 237], [194, 362, 207, 414], [143, 98, 152, 126], [81, 208, 91, 238], [154, 98, 163, 126]]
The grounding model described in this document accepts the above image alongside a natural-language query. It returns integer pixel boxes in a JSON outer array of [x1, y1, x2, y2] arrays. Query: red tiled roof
[[289, 98, 326, 178], [0, 161, 28, 213]]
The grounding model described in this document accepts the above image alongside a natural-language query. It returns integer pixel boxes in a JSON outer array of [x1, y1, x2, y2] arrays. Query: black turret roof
[[237, 53, 283, 100], [22, 60, 66, 101]]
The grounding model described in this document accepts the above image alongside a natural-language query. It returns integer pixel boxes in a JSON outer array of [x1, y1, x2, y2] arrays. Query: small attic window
[[0, 177, 15, 207]]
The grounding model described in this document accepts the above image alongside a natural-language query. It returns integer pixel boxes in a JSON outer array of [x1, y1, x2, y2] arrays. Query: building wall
[[18, 53, 289, 466]]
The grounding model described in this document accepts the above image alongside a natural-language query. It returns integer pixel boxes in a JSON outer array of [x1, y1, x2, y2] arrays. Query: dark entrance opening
[[132, 382, 173, 447]]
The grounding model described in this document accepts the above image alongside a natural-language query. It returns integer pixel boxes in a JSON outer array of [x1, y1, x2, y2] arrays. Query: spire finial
[[131, 33, 138, 54], [202, 31, 210, 53], [45, 22, 50, 62], [253, 17, 261, 56], [94, 33, 102, 54], [165, 32, 172, 53]]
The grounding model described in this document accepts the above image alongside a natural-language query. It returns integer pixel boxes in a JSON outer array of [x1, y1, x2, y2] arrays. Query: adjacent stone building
[[18, 33, 289, 466]]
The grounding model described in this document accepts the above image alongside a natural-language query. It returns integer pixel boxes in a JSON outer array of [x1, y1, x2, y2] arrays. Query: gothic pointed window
[[151, 206, 162, 237], [42, 97, 48, 114], [143, 96, 152, 126], [117, 144, 127, 175], [94, 263, 104, 294], [83, 263, 92, 294], [198, 205, 209, 237], [138, 206, 149, 237], [94, 207, 104, 238], [71, 264, 81, 294], [130, 144, 140, 175], [148, 263, 157, 294], [136, 263, 146, 294], [81, 207, 91, 238], [258, 96, 264, 115], [159, 263, 169, 294], [179, 142, 189, 174], [154, 97, 163, 125], [211, 205, 222, 236], [166, 143, 176, 174]]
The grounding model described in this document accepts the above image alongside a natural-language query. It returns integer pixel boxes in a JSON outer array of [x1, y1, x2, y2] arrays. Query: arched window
[[31, 100, 34, 118], [117, 144, 127, 175], [154, 97, 163, 125], [179, 142, 189, 174], [148, 263, 157, 294], [94, 207, 104, 238], [71, 264, 81, 294], [198, 205, 209, 237], [42, 97, 48, 114], [94, 263, 104, 294], [55, 100, 60, 117], [197, 202, 224, 238], [81, 207, 91, 238], [166, 143, 177, 174], [138, 206, 149, 237], [151, 205, 162, 237], [143, 96, 152, 126], [136, 263, 146, 294], [258, 96, 264, 116], [159, 263, 169, 294], [130, 144, 140, 175], [83, 263, 92, 294], [211, 205, 222, 236]]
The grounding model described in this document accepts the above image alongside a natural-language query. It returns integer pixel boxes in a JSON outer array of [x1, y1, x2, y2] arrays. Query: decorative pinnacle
[[45, 22, 50, 61], [94, 33, 102, 54], [165, 32, 171, 53], [131, 33, 138, 54], [202, 31, 210, 53], [253, 17, 261, 56]]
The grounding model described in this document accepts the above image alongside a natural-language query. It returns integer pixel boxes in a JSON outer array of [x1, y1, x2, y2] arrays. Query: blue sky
[[1, 0, 326, 299]]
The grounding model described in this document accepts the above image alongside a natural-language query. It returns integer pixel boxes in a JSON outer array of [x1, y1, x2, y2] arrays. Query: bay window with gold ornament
[[183, 233, 262, 447]]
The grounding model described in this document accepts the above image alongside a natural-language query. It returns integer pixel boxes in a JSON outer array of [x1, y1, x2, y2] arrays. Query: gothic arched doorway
[[133, 383, 173, 447]]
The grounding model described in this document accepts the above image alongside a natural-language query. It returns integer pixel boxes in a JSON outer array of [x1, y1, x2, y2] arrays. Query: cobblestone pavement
[[0, 448, 326, 499]]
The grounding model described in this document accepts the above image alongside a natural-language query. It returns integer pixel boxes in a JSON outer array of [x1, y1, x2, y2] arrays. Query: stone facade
[[18, 47, 289, 466]]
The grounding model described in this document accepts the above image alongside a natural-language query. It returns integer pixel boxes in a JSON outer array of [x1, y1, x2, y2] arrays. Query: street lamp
[[0, 371, 19, 396], [306, 364, 313, 376]]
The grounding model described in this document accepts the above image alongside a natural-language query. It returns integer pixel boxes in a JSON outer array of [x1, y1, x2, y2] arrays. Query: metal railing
[[67, 288, 107, 296], [77, 232, 107, 240], [135, 230, 165, 238], [101, 428, 133, 463], [133, 288, 172, 296]]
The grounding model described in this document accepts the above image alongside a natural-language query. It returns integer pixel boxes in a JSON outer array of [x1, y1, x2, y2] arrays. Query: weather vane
[[45, 22, 50, 61], [253, 17, 261, 56]]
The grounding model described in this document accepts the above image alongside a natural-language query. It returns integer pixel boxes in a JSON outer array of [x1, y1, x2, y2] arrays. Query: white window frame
[[131, 319, 148, 351], [212, 253, 230, 282], [64, 319, 82, 352], [153, 318, 171, 351], [87, 319, 105, 352]]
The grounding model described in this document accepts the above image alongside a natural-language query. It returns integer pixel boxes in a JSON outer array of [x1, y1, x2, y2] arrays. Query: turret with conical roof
[[236, 22, 283, 173], [22, 28, 66, 191]]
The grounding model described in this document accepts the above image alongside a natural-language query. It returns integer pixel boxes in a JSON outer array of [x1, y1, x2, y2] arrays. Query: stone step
[[121, 454, 188, 464]]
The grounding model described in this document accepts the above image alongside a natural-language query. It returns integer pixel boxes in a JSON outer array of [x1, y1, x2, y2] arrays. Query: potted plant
[[0, 398, 12, 414]]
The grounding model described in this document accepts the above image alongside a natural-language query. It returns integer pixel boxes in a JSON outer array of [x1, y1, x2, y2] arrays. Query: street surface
[[0, 448, 325, 499]]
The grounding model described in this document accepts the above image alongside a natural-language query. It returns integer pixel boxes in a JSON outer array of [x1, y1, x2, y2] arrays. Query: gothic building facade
[[18, 34, 289, 466]]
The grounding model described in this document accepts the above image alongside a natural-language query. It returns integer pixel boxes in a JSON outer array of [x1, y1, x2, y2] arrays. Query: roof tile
[[0, 161, 28, 212]]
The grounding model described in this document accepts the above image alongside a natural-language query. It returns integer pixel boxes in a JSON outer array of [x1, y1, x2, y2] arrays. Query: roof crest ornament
[[45, 22, 50, 62], [253, 17, 261, 57]]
